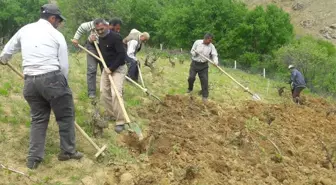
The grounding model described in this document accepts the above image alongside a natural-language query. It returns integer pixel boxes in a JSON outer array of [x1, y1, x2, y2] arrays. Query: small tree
[[0, 0, 47, 42], [273, 36, 336, 94]]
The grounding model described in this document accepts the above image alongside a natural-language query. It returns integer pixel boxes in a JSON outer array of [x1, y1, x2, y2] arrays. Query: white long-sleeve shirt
[[190, 40, 218, 65], [127, 40, 140, 61], [0, 19, 69, 77]]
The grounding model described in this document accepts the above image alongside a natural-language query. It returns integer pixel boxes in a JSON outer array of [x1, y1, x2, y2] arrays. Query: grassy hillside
[[242, 0, 336, 45], [1, 50, 336, 185]]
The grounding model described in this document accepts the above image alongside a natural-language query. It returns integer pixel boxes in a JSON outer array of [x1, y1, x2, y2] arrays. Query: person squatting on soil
[[89, 19, 128, 135], [0, 4, 83, 169], [188, 33, 219, 102], [123, 29, 150, 82], [71, 18, 109, 99], [288, 65, 306, 104]]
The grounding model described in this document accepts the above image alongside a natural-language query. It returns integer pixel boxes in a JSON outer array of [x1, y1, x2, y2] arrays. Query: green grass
[[0, 88, 9, 96], [0, 50, 327, 184]]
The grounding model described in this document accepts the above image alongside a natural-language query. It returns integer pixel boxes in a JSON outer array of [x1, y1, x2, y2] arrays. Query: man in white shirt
[[123, 29, 150, 82], [188, 33, 219, 102], [0, 4, 83, 169]]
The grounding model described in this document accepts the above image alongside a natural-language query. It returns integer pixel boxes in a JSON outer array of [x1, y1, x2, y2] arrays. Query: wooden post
[[263, 68, 266, 78], [234, 60, 237, 69], [160, 44, 163, 50]]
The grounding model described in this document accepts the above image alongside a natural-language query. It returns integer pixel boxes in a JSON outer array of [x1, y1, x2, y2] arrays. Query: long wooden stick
[[257, 131, 282, 156], [78, 43, 162, 103], [74, 122, 105, 156], [194, 50, 249, 92], [0, 163, 41, 183], [93, 41, 131, 123], [193, 50, 261, 100], [6, 64, 106, 157], [7, 63, 24, 78], [137, 62, 145, 87]]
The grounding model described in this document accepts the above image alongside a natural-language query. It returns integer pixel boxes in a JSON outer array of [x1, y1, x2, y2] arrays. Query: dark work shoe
[[58, 151, 84, 161], [187, 89, 192, 93], [88, 94, 96, 99], [26, 159, 41, 169], [114, 124, 125, 134]]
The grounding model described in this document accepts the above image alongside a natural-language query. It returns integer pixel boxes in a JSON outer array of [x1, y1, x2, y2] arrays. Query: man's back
[[123, 29, 141, 44], [291, 69, 306, 87], [5, 19, 69, 76], [21, 20, 65, 66]]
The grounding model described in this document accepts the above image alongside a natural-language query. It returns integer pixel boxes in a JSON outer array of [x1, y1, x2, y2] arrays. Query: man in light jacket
[[123, 29, 150, 82]]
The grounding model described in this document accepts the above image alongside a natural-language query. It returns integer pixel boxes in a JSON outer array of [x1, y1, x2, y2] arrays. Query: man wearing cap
[[188, 33, 219, 102], [288, 65, 306, 104], [123, 29, 150, 82], [0, 4, 83, 169], [71, 18, 109, 98], [89, 19, 127, 135]]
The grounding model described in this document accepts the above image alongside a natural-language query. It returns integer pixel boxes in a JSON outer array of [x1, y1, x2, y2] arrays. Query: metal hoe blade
[[146, 91, 163, 103], [126, 122, 144, 141], [252, 93, 261, 101]]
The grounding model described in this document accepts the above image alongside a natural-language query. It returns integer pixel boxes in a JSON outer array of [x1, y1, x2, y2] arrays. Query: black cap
[[41, 4, 66, 21]]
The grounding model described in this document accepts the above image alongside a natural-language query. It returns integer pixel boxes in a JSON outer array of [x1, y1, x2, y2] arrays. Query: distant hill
[[242, 0, 336, 45]]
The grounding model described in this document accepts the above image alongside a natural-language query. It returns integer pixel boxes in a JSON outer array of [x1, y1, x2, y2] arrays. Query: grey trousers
[[86, 43, 103, 96], [23, 71, 76, 161], [188, 60, 209, 98]]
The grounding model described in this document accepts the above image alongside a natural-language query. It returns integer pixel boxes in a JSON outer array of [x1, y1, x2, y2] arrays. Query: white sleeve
[[190, 41, 198, 56], [211, 45, 219, 65], [57, 34, 69, 78], [127, 40, 138, 61], [0, 29, 22, 60]]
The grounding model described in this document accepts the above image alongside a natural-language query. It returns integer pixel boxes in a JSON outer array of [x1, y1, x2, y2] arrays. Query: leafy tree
[[57, 0, 115, 42], [156, 0, 247, 49], [273, 36, 336, 94], [111, 0, 163, 42], [225, 4, 293, 67], [0, 0, 47, 43]]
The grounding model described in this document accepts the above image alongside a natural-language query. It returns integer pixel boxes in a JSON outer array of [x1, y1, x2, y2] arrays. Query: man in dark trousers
[[0, 4, 83, 169], [188, 33, 219, 102], [123, 29, 150, 82], [288, 65, 306, 104], [89, 19, 127, 135], [71, 18, 109, 98]]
